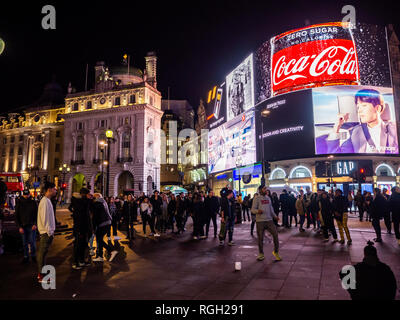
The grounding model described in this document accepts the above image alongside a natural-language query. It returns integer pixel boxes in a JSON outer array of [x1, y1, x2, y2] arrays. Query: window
[[1, 148, 5, 157], [56, 131, 60, 138], [54, 158, 60, 168], [55, 143, 60, 152], [77, 122, 84, 130], [125, 117, 130, 125], [3, 137, 6, 144], [129, 95, 136, 104], [19, 135, 23, 142], [270, 168, 286, 180], [150, 95, 154, 106], [86, 101, 92, 109], [9, 147, 14, 155], [73, 102, 79, 111], [115, 97, 121, 106], [18, 146, 22, 156], [98, 120, 107, 128], [17, 160, 22, 172], [376, 164, 395, 177], [34, 146, 42, 167], [10, 136, 14, 143], [76, 136, 84, 161], [290, 166, 312, 179], [122, 132, 131, 158]]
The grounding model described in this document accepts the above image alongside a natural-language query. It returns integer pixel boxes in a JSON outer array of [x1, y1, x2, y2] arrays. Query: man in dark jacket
[[339, 241, 397, 300], [389, 186, 400, 246], [175, 193, 186, 234], [371, 188, 386, 242], [204, 190, 220, 238], [382, 188, 392, 234], [122, 194, 137, 240], [332, 189, 352, 245], [219, 189, 235, 246], [279, 190, 290, 228], [150, 191, 163, 233], [15, 190, 38, 263], [354, 190, 365, 221], [68, 188, 93, 269]]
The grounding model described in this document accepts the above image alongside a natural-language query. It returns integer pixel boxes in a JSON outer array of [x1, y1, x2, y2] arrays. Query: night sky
[[0, 0, 399, 112]]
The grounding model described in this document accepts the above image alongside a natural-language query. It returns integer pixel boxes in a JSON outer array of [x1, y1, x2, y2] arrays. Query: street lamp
[[105, 128, 115, 197]]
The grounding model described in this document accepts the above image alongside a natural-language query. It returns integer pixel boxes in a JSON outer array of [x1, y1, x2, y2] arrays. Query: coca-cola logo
[[271, 39, 359, 94]]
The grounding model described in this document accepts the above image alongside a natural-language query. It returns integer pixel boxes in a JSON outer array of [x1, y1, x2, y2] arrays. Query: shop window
[[376, 164, 395, 177], [270, 168, 286, 180], [290, 166, 312, 179]]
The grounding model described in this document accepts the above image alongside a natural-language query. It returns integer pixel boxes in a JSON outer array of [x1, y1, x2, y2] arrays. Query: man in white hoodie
[[37, 182, 57, 283], [251, 185, 281, 262]]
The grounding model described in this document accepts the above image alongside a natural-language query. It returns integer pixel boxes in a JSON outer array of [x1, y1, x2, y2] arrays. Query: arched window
[[290, 166, 312, 179], [129, 95, 136, 104], [76, 136, 84, 161], [376, 164, 395, 177], [34, 145, 42, 167], [122, 132, 131, 158], [73, 103, 79, 111], [270, 168, 286, 180]]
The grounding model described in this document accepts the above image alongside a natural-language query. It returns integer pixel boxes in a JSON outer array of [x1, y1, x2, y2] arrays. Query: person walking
[[347, 192, 354, 214], [204, 190, 219, 238], [382, 188, 392, 234], [288, 192, 298, 227], [304, 187, 314, 229], [271, 192, 280, 227], [140, 197, 156, 236], [370, 188, 386, 242], [249, 193, 258, 236], [192, 192, 206, 240], [354, 190, 365, 221], [36, 182, 57, 283], [106, 197, 121, 241], [219, 189, 235, 246], [150, 191, 162, 235], [242, 194, 251, 222], [15, 189, 38, 264], [251, 185, 281, 262], [68, 188, 92, 269], [160, 194, 169, 234], [167, 194, 177, 233], [175, 193, 186, 234], [183, 193, 193, 231], [279, 190, 290, 228], [92, 194, 118, 262], [332, 189, 352, 245], [365, 192, 373, 222], [296, 191, 307, 232], [318, 191, 338, 242], [122, 194, 137, 241], [339, 241, 397, 300], [389, 186, 400, 246]]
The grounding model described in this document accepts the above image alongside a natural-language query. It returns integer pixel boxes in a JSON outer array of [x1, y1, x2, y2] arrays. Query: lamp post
[[260, 109, 271, 186], [105, 128, 115, 197], [99, 140, 106, 195], [58, 163, 70, 205]]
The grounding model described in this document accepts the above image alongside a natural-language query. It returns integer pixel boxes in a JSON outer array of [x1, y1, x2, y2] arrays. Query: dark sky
[[0, 0, 399, 112]]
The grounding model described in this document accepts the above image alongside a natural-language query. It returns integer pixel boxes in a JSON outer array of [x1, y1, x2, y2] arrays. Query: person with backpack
[[92, 193, 118, 262]]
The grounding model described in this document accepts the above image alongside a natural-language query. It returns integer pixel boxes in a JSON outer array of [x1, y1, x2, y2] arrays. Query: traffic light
[[62, 183, 67, 190], [359, 168, 366, 183], [264, 161, 271, 174]]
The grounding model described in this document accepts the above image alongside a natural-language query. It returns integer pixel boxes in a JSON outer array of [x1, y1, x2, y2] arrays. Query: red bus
[[0, 173, 24, 193]]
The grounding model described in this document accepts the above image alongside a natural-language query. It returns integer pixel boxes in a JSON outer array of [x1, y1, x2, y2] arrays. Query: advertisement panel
[[256, 89, 315, 162], [226, 54, 255, 121], [208, 110, 256, 174], [206, 84, 227, 130], [255, 23, 392, 104], [313, 85, 398, 155]]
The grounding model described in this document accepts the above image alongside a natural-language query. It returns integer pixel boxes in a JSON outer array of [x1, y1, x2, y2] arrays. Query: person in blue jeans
[[15, 190, 38, 263]]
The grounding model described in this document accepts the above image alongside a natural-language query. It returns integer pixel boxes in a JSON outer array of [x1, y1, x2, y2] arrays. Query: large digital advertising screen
[[256, 85, 399, 162], [208, 110, 256, 174], [206, 84, 227, 130], [256, 89, 316, 162], [226, 54, 255, 121], [313, 85, 398, 155], [255, 23, 392, 104]]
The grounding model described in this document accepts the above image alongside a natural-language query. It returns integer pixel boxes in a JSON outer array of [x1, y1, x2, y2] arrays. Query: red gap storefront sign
[[270, 22, 360, 96]]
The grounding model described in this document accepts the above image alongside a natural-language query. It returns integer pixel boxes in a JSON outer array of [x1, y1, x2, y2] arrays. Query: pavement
[[1, 208, 400, 300]]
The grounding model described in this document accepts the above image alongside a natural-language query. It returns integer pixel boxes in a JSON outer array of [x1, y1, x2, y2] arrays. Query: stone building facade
[[62, 53, 163, 199]]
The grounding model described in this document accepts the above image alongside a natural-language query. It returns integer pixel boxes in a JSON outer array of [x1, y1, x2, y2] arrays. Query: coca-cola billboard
[[271, 22, 360, 95], [255, 23, 392, 103]]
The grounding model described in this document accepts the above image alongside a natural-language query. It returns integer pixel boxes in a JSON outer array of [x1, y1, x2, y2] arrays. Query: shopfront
[[233, 163, 262, 197]]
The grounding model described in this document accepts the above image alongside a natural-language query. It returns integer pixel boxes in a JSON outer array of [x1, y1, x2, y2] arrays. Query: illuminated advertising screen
[[256, 85, 399, 161], [255, 23, 392, 104], [313, 85, 398, 155], [206, 84, 227, 130], [256, 89, 316, 161], [226, 54, 255, 121], [208, 110, 256, 174]]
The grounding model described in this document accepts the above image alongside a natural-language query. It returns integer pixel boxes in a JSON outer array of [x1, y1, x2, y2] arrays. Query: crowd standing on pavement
[[0, 179, 399, 299]]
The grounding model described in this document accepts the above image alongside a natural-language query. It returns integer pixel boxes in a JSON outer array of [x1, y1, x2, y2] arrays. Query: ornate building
[[160, 100, 194, 189], [0, 79, 65, 189], [62, 53, 163, 199]]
